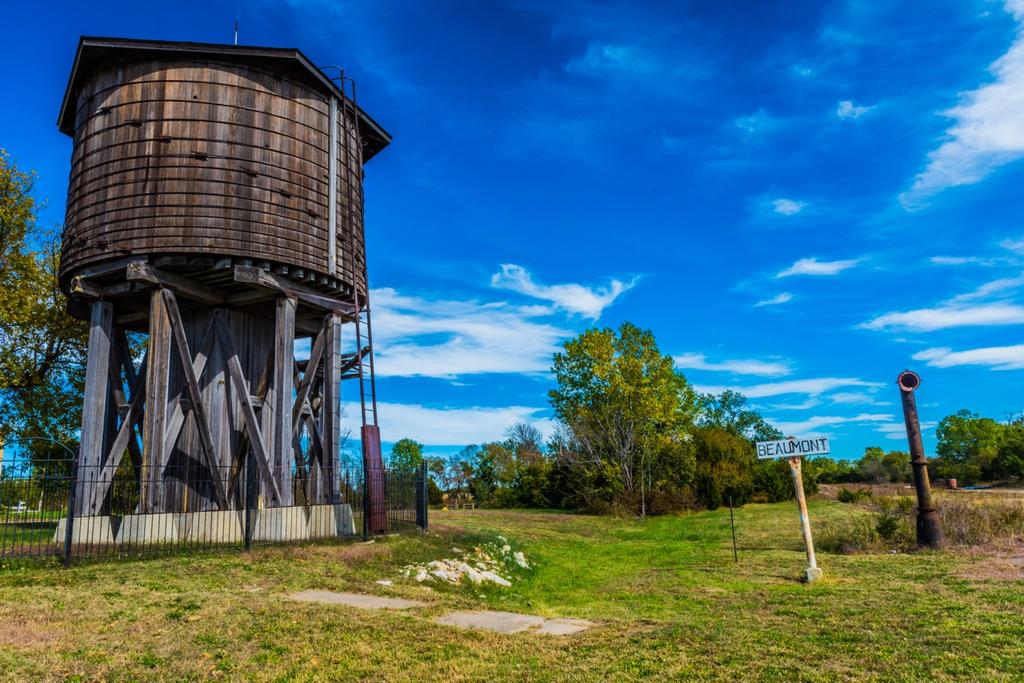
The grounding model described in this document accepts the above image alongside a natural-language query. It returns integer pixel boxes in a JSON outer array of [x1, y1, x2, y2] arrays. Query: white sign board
[[756, 436, 830, 459]]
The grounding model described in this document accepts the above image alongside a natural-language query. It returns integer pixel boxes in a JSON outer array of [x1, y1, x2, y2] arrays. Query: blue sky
[[3, 0, 1024, 461]]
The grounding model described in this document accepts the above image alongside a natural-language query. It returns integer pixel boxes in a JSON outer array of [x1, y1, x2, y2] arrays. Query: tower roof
[[58, 36, 392, 160]]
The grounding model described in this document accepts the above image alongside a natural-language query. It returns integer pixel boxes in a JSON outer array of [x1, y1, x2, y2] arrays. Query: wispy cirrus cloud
[[875, 421, 936, 441], [370, 288, 569, 378], [770, 413, 892, 437], [913, 344, 1024, 371], [490, 264, 637, 319], [899, 0, 1024, 208], [673, 353, 791, 377], [693, 377, 883, 399], [776, 257, 861, 278], [861, 273, 1024, 331], [861, 303, 1024, 332], [755, 292, 793, 307]]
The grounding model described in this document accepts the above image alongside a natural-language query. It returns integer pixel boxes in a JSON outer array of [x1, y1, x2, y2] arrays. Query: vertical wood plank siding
[[60, 59, 366, 297]]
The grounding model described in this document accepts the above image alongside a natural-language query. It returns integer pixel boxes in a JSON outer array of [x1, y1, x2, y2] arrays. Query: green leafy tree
[[993, 421, 1024, 481], [697, 390, 783, 442], [549, 322, 696, 515], [0, 149, 88, 459], [934, 410, 1004, 482], [388, 438, 424, 474], [692, 426, 756, 509]]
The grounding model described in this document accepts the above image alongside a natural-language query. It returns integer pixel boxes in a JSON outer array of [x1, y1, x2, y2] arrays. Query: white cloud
[[370, 287, 569, 378], [772, 198, 806, 215], [1001, 237, 1024, 254], [755, 292, 793, 307], [693, 377, 883, 399], [913, 344, 1024, 370], [836, 100, 874, 119], [673, 353, 791, 377], [348, 401, 554, 446], [875, 421, 936, 441], [899, 0, 1024, 207], [862, 272, 1024, 331], [860, 302, 1024, 332], [776, 257, 861, 278], [929, 255, 995, 266], [490, 264, 636, 319], [770, 413, 892, 437], [947, 273, 1024, 304], [829, 392, 892, 406]]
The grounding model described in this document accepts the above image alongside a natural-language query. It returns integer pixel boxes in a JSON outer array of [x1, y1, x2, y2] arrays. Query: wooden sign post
[[757, 436, 827, 583]]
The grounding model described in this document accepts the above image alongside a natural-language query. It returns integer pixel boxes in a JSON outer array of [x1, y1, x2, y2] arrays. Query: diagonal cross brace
[[161, 289, 229, 509], [214, 312, 283, 506]]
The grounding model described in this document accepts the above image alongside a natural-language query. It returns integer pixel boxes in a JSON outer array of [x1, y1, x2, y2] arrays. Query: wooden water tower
[[57, 37, 390, 533]]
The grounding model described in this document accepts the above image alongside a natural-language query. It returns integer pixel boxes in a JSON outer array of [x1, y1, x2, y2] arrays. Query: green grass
[[0, 501, 1021, 681]]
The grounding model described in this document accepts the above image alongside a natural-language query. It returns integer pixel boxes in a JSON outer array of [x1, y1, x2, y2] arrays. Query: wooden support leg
[[321, 313, 342, 504], [141, 289, 172, 513], [76, 301, 113, 516], [273, 297, 296, 506]]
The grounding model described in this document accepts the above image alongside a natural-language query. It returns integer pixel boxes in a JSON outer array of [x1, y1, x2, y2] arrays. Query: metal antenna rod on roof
[[233, 21, 239, 46]]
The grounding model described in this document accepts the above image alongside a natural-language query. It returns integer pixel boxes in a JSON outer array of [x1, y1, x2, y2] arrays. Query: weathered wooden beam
[[75, 301, 113, 515], [141, 289, 172, 513], [89, 364, 146, 513], [292, 319, 327, 440], [321, 313, 343, 504], [214, 312, 283, 505], [272, 297, 297, 506], [127, 262, 226, 306], [160, 320, 214, 459], [73, 256, 146, 281], [161, 289, 229, 508], [232, 265, 354, 315]]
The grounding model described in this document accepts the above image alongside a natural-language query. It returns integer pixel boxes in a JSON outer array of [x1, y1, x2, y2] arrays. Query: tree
[[549, 322, 696, 515], [692, 426, 756, 509], [934, 410, 1004, 482], [0, 149, 88, 458], [697, 390, 782, 442], [388, 438, 424, 474], [505, 422, 544, 466]]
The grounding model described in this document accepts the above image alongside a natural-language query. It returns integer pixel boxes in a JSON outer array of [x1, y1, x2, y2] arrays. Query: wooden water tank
[[58, 37, 390, 305]]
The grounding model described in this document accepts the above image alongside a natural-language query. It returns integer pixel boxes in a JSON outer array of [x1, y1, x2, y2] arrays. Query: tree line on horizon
[[388, 323, 1024, 516]]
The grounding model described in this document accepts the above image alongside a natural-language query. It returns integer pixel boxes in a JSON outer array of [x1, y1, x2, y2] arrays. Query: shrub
[[837, 487, 872, 504]]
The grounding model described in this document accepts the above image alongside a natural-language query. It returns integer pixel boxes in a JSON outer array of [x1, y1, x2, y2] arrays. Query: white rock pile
[[400, 536, 530, 588]]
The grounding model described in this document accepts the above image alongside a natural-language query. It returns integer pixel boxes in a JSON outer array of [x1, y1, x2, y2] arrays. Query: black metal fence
[[0, 451, 427, 565]]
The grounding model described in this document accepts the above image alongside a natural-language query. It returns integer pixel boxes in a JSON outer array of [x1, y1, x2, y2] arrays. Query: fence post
[[62, 450, 80, 567], [244, 451, 255, 550], [416, 461, 428, 532]]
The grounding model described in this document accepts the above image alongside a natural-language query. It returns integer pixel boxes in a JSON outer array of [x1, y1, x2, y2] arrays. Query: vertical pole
[[142, 290, 171, 513], [416, 460, 428, 531], [327, 95, 339, 276], [729, 494, 737, 563], [322, 313, 342, 504], [62, 450, 79, 567], [788, 456, 822, 583], [273, 297, 296, 506], [244, 451, 255, 550], [897, 371, 945, 548], [77, 300, 113, 515]]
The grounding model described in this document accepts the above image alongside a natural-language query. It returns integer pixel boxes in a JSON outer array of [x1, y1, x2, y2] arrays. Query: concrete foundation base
[[117, 513, 179, 545], [804, 566, 824, 583], [252, 506, 310, 542], [50, 504, 357, 548], [307, 504, 357, 538], [52, 515, 118, 546], [180, 509, 245, 543]]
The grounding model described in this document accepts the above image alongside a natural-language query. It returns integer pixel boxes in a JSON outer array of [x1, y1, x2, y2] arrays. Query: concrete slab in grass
[[287, 590, 425, 610], [436, 610, 595, 636]]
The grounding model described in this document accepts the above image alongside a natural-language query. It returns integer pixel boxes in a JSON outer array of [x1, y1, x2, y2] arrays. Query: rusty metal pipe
[[897, 370, 945, 548]]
